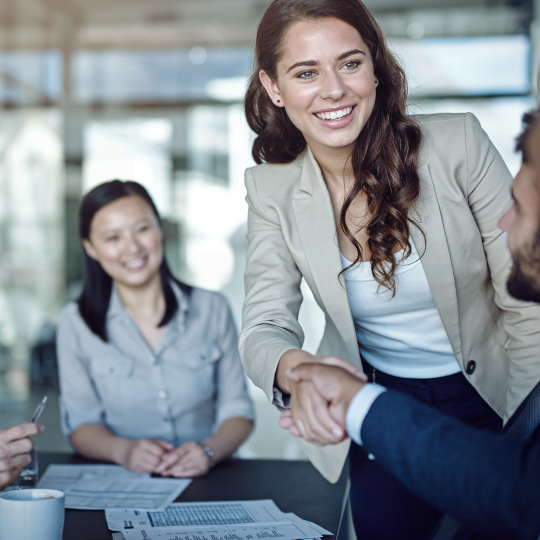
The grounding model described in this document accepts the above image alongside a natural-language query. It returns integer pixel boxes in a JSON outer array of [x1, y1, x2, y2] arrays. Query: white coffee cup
[[0, 488, 65, 540]]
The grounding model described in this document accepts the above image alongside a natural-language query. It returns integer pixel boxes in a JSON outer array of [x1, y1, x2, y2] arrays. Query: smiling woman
[[240, 1, 540, 539], [57, 180, 254, 479]]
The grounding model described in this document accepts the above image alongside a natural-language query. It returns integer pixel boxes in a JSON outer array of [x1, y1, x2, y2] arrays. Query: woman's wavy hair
[[245, 0, 424, 293], [78, 180, 191, 342]]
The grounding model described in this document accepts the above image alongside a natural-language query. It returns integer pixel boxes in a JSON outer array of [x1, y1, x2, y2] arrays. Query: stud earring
[[277, 100, 281, 103]]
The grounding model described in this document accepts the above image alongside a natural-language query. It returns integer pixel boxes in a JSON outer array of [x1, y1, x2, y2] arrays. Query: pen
[[30, 395, 48, 424]]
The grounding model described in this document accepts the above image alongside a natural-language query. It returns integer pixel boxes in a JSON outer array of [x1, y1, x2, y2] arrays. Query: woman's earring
[[374, 80, 378, 85], [277, 100, 281, 103]]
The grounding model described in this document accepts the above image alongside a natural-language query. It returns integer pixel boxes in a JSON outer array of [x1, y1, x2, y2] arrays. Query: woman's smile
[[314, 105, 356, 129], [123, 257, 148, 271]]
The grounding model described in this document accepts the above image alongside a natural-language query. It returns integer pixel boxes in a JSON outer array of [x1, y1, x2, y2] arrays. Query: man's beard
[[507, 232, 540, 303]]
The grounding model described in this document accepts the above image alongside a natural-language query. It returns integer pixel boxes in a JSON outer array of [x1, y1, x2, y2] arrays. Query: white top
[[341, 239, 460, 379]]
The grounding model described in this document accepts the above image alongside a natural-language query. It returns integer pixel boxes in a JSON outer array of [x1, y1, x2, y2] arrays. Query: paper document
[[117, 523, 317, 540], [107, 500, 289, 530], [38, 464, 191, 511], [38, 464, 149, 492], [106, 500, 331, 540]]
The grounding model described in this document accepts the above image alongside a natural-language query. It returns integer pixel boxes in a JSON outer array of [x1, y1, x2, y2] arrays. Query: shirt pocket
[[90, 357, 135, 378], [182, 344, 222, 371], [177, 344, 222, 402], [88, 356, 138, 412]]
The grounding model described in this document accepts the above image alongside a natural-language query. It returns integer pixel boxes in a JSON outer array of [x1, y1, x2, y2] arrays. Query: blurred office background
[[0, 0, 539, 457]]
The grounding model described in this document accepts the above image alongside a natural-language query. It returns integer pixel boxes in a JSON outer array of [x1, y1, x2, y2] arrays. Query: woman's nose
[[320, 71, 347, 101], [125, 234, 142, 253]]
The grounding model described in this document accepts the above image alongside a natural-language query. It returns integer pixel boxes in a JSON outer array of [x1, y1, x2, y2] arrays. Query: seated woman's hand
[[122, 438, 174, 473], [155, 441, 211, 478]]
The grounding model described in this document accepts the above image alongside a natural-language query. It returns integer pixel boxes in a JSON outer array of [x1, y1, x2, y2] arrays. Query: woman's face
[[83, 195, 163, 290], [260, 17, 378, 159]]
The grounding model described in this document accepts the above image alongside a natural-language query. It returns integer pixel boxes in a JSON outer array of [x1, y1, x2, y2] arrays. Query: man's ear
[[82, 238, 98, 260], [259, 70, 284, 107]]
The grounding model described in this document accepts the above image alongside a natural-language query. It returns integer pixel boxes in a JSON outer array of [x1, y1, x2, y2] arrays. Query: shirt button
[[466, 360, 476, 375], [367, 453, 376, 460], [159, 390, 167, 399]]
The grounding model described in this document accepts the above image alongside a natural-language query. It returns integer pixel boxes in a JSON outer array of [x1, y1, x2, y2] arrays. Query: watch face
[[197, 442, 216, 467]]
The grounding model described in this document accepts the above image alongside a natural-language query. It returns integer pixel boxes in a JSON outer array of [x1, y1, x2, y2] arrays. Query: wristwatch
[[196, 442, 216, 469]]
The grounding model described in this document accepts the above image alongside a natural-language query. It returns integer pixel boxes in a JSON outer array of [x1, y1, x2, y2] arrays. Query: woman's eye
[[343, 60, 361, 70], [105, 236, 119, 242], [297, 70, 316, 80], [137, 225, 150, 233]]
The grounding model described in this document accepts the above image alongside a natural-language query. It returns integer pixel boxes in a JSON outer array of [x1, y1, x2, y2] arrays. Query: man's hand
[[280, 363, 367, 441], [0, 422, 44, 489]]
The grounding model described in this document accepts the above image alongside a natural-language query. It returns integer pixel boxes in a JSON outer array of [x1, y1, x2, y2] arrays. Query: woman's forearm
[[203, 417, 253, 463], [70, 424, 133, 466], [276, 349, 317, 394]]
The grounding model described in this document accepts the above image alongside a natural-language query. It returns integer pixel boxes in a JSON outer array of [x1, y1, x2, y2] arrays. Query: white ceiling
[[0, 0, 532, 49]]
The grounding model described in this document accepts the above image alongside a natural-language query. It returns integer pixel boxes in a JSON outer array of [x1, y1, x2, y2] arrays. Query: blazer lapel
[[292, 149, 359, 362], [412, 163, 463, 364]]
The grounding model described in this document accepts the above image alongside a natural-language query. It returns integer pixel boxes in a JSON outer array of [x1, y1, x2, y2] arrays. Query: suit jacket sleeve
[[239, 166, 305, 405], [361, 390, 540, 540]]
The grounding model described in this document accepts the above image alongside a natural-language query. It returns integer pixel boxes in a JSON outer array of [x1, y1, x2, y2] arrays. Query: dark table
[[40, 452, 349, 540]]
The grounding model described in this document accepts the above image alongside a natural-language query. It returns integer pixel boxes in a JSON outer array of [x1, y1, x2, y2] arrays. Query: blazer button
[[466, 360, 476, 375]]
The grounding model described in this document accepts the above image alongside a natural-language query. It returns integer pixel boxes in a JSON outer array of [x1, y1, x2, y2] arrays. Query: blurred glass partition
[[0, 51, 61, 105], [393, 35, 530, 97], [72, 48, 252, 104], [0, 109, 63, 403], [83, 118, 173, 213]]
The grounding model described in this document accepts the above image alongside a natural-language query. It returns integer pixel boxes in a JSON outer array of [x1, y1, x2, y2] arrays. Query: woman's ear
[[82, 238, 97, 260], [259, 70, 284, 107]]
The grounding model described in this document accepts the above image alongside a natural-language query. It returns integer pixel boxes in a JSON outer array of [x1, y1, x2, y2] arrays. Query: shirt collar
[[106, 280, 190, 327]]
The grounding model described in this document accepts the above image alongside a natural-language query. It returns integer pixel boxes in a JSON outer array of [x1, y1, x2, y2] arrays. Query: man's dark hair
[[516, 109, 539, 162]]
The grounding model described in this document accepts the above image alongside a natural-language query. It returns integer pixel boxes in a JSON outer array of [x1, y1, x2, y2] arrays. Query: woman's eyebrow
[[286, 60, 318, 74], [337, 49, 366, 61]]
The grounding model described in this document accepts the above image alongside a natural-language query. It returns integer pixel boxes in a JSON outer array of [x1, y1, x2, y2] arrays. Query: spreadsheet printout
[[106, 500, 287, 530], [106, 500, 331, 540], [116, 523, 320, 540]]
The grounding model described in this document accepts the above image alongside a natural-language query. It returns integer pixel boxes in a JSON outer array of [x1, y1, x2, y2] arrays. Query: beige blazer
[[239, 112, 540, 483]]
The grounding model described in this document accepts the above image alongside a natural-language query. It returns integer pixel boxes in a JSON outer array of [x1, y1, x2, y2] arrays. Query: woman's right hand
[[121, 438, 174, 473], [276, 350, 364, 446]]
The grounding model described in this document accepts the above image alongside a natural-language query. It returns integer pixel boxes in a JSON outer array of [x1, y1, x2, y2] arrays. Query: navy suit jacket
[[361, 384, 540, 540]]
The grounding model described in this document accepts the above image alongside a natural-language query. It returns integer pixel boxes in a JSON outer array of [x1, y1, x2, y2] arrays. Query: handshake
[[278, 357, 368, 446]]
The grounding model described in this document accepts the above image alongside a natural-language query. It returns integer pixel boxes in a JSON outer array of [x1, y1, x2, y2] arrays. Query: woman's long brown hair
[[245, 0, 424, 294]]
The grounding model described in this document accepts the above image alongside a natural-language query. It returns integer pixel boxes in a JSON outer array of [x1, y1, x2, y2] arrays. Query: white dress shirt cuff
[[346, 383, 387, 446]]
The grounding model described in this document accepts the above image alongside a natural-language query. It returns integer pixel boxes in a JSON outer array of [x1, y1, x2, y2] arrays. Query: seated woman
[[57, 180, 254, 477]]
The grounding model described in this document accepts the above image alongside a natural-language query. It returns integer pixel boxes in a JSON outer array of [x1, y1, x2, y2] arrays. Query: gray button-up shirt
[[57, 283, 254, 447]]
